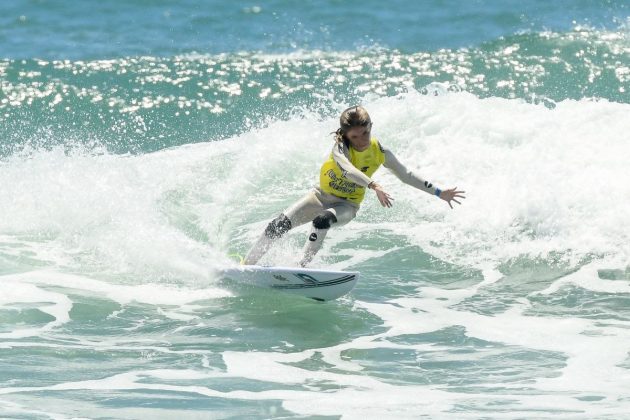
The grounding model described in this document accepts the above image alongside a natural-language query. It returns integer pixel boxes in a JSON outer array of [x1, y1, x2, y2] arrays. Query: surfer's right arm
[[331, 142, 371, 186], [331, 143, 394, 207]]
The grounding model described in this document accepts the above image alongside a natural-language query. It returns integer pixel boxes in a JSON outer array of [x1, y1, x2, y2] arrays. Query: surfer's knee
[[312, 211, 337, 230], [264, 213, 292, 239]]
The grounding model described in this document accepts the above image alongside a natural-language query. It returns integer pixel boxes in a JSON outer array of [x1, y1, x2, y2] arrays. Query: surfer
[[244, 106, 465, 267]]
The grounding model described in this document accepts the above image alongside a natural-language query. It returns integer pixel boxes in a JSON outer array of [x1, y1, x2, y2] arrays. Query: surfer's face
[[345, 124, 371, 151]]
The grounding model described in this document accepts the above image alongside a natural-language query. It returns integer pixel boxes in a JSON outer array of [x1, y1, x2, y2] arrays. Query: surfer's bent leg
[[242, 214, 291, 265], [299, 204, 357, 267], [265, 214, 292, 239], [243, 191, 323, 265]]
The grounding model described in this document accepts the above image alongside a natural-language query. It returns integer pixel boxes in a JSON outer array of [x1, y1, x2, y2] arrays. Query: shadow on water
[[195, 282, 387, 353]]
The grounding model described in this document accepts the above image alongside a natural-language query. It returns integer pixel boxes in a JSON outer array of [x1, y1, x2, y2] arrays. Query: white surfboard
[[221, 265, 359, 301]]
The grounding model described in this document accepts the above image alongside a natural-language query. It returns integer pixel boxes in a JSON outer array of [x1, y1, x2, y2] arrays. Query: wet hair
[[332, 106, 372, 145]]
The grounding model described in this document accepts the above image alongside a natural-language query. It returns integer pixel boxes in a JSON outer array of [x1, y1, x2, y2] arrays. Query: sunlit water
[[1, 1, 629, 418]]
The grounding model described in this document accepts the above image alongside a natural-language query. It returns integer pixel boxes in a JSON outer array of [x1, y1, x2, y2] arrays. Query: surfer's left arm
[[381, 144, 465, 209]]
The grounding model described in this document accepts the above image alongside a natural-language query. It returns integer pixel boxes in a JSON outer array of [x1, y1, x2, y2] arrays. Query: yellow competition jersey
[[319, 138, 386, 203]]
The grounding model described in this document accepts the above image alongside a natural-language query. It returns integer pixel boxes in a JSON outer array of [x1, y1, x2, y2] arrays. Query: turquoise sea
[[1, 1, 629, 418]]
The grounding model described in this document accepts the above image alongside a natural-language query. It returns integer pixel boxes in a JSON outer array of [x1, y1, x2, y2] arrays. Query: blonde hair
[[332, 106, 372, 144]]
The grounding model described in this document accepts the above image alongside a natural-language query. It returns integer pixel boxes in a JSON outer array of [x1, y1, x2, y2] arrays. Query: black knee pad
[[312, 211, 337, 230], [264, 213, 292, 239]]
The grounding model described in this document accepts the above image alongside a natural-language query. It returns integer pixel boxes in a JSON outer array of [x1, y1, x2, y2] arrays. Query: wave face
[[1, 1, 629, 418]]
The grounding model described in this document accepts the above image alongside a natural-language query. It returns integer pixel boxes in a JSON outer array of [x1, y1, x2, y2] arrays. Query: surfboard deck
[[220, 265, 359, 301]]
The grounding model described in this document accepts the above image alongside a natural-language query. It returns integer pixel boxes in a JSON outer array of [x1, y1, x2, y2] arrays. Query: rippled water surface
[[1, 1, 629, 418]]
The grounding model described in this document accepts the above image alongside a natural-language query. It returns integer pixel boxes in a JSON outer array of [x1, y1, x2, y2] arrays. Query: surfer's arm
[[331, 142, 372, 187], [331, 142, 393, 207], [382, 147, 440, 196], [382, 145, 466, 208]]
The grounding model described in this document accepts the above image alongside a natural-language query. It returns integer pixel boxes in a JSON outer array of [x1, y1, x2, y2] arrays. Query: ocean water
[[1, 1, 629, 419]]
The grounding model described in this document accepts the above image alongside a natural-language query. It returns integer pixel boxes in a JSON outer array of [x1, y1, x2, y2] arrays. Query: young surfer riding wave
[[244, 106, 465, 267]]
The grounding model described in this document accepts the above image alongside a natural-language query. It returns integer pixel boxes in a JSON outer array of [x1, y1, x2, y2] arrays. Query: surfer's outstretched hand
[[369, 182, 394, 208], [439, 187, 466, 209]]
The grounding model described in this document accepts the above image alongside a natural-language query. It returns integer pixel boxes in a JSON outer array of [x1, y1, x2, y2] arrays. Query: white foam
[[0, 276, 72, 339], [1, 344, 625, 418], [537, 259, 630, 295], [0, 144, 232, 280], [360, 92, 630, 270], [0, 270, 231, 338], [5, 270, 231, 305], [3, 92, 627, 274]]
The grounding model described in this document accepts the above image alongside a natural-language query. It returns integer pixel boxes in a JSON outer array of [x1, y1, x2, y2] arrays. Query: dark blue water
[[1, 0, 628, 59]]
